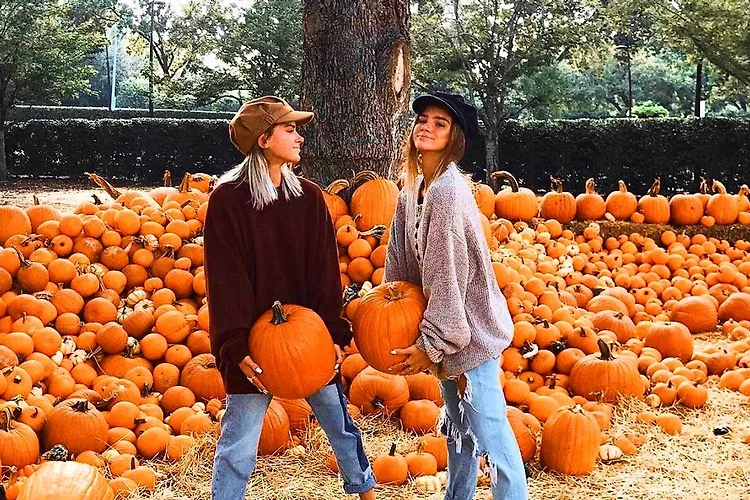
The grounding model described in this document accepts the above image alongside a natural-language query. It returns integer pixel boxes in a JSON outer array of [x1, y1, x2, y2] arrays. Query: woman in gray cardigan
[[384, 92, 527, 500]]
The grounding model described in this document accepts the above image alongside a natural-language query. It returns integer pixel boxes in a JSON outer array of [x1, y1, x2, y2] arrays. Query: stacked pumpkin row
[[0, 173, 235, 498], [485, 172, 750, 226]]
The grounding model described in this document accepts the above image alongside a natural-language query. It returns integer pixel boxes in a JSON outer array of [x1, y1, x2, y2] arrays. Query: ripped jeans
[[440, 357, 528, 500]]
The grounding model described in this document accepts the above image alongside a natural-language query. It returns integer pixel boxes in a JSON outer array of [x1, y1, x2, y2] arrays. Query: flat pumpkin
[[569, 339, 644, 402], [248, 301, 336, 399]]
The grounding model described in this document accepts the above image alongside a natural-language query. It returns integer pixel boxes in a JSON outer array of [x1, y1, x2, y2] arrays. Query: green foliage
[[632, 101, 670, 118]]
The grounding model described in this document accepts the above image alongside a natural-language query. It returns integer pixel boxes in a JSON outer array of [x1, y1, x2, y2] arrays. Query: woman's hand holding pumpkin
[[388, 345, 433, 375], [239, 355, 268, 394]]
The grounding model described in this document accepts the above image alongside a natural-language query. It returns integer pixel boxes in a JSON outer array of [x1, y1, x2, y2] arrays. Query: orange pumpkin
[[540, 178, 576, 223], [492, 171, 538, 222], [637, 178, 670, 224], [248, 301, 336, 399], [351, 281, 427, 373], [569, 339, 644, 402], [17, 461, 114, 500], [539, 405, 600, 475], [575, 178, 606, 221], [349, 171, 399, 231]]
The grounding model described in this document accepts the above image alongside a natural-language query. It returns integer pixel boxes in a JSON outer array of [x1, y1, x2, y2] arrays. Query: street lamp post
[[615, 34, 633, 117]]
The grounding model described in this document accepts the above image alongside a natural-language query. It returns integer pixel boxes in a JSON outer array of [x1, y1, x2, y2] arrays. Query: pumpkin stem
[[92, 193, 103, 205], [383, 283, 404, 301], [597, 339, 615, 361], [489, 170, 520, 193], [32, 194, 40, 205], [372, 397, 385, 410], [388, 442, 397, 456], [585, 178, 597, 194], [351, 170, 381, 185], [163, 169, 172, 187], [325, 179, 350, 195], [71, 399, 92, 413], [618, 180, 628, 193], [85, 171, 122, 199], [550, 177, 563, 193], [270, 301, 288, 325], [359, 225, 387, 240], [712, 180, 727, 195], [179, 172, 192, 193], [647, 177, 661, 197]]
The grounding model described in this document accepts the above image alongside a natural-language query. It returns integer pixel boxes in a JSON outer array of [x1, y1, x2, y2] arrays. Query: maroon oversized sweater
[[203, 178, 351, 394]]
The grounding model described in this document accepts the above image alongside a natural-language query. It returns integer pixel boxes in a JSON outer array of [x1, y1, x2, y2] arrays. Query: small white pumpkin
[[599, 444, 623, 461], [414, 475, 442, 493]]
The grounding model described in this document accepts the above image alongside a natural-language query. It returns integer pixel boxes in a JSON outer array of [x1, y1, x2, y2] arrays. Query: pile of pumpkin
[[0, 167, 749, 498]]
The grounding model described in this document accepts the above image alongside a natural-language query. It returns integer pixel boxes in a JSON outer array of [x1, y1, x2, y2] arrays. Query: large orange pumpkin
[[258, 399, 290, 456], [569, 339, 644, 402], [248, 301, 336, 399], [669, 192, 703, 226], [707, 180, 738, 225], [643, 321, 693, 362], [669, 296, 717, 335], [321, 179, 350, 221], [491, 171, 538, 222], [605, 180, 637, 220], [351, 281, 427, 373], [0, 206, 32, 246], [575, 178, 606, 221], [180, 353, 226, 401], [540, 178, 576, 223], [349, 171, 399, 231], [18, 461, 114, 500], [539, 405, 600, 475], [507, 406, 538, 463], [637, 178, 670, 224]]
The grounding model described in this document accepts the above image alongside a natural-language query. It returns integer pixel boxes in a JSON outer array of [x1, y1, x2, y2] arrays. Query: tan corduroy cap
[[228, 96, 314, 155]]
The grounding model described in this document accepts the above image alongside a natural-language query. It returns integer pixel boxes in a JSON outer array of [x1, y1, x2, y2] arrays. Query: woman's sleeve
[[204, 192, 254, 365], [383, 192, 409, 282], [417, 196, 472, 363], [306, 191, 352, 348]]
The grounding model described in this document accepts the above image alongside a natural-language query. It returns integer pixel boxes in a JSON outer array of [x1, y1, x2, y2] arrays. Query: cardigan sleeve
[[383, 191, 409, 282], [204, 189, 254, 365], [305, 189, 352, 348], [417, 187, 472, 363]]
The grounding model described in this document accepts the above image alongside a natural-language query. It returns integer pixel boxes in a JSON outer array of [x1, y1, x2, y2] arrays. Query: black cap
[[412, 92, 479, 141]]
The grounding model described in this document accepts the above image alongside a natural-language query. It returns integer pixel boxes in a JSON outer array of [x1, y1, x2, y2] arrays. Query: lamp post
[[148, 0, 165, 117], [614, 34, 633, 118]]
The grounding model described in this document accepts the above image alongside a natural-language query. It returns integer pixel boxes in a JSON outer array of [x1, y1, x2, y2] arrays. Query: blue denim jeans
[[211, 382, 376, 499], [440, 357, 528, 500]]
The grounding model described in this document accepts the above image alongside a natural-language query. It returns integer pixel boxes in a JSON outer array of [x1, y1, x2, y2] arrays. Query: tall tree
[[0, 0, 109, 182], [300, 0, 411, 182], [425, 0, 603, 177], [192, 0, 303, 106]]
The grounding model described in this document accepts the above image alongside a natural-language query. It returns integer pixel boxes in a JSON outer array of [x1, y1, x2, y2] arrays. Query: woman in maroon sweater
[[205, 96, 376, 500]]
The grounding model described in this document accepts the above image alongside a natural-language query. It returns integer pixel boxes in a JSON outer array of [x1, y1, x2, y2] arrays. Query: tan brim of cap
[[276, 110, 314, 126]]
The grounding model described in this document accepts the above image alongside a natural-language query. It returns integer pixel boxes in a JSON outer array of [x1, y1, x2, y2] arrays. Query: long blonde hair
[[218, 129, 304, 210], [400, 114, 466, 189]]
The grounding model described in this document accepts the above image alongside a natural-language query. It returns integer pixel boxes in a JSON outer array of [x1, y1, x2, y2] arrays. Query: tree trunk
[[300, 0, 411, 184], [0, 127, 7, 183], [484, 125, 499, 184]]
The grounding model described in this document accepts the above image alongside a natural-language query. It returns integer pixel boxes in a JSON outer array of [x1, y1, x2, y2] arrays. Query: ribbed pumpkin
[[669, 296, 717, 335], [248, 301, 336, 399], [42, 399, 109, 455], [507, 406, 538, 463], [540, 178, 576, 223], [707, 180, 738, 225], [26, 195, 62, 232], [351, 281, 427, 373], [0, 205, 32, 246], [399, 399, 440, 434], [669, 192, 703, 225], [0, 408, 40, 468], [540, 405, 600, 475], [718, 292, 750, 321], [637, 178, 670, 224], [569, 339, 644, 402], [575, 178, 606, 221], [348, 367, 409, 416], [643, 321, 693, 362], [491, 171, 538, 222], [180, 353, 226, 401], [605, 180, 637, 220], [258, 399, 290, 456], [321, 179, 350, 221], [18, 461, 114, 500], [349, 171, 399, 231], [472, 182, 496, 219]]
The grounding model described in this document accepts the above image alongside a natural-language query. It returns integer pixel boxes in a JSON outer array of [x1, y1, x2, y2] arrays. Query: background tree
[[191, 0, 303, 107], [0, 0, 110, 182], [300, 0, 412, 182]]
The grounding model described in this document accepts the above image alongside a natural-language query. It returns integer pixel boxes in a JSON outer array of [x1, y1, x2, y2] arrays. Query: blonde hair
[[400, 115, 466, 189], [218, 129, 303, 210]]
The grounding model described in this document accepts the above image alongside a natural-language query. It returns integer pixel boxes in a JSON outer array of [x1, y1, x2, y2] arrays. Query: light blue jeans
[[440, 357, 528, 500], [211, 382, 376, 499]]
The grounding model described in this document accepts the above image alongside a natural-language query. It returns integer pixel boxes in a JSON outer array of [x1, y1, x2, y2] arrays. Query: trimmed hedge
[[492, 117, 750, 195], [4, 117, 750, 193], [5, 119, 242, 181], [7, 106, 235, 121]]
